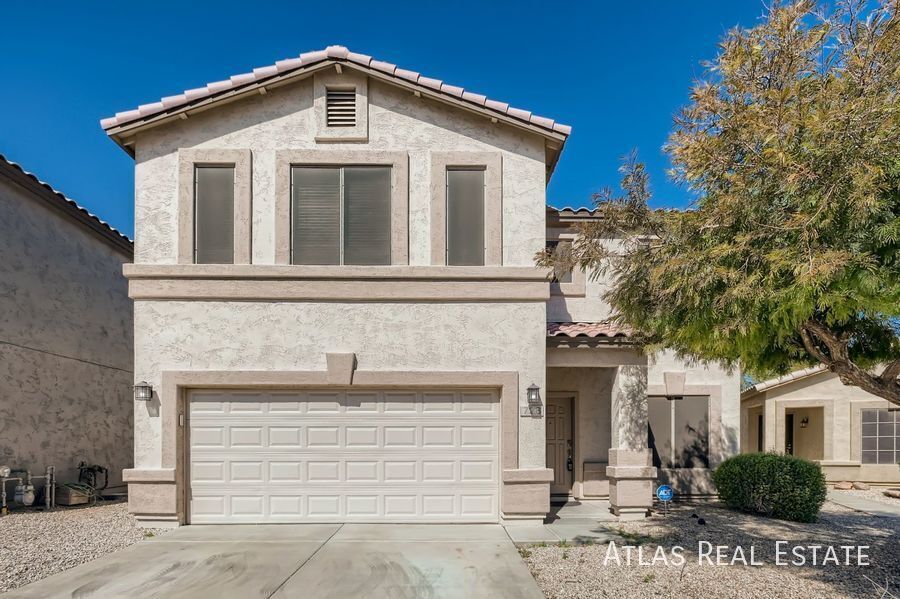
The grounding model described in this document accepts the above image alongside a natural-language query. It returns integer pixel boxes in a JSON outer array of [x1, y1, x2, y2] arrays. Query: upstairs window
[[446, 167, 485, 266], [326, 88, 356, 127], [291, 166, 391, 265], [862, 409, 898, 464], [194, 165, 235, 264]]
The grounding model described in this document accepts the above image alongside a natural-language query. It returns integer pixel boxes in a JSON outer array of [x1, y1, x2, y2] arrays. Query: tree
[[539, 0, 900, 404]]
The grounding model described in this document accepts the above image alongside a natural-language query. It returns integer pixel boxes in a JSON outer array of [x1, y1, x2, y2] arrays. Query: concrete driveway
[[6, 524, 543, 599]]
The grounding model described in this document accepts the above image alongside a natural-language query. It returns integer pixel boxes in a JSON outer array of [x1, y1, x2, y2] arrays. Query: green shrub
[[712, 452, 827, 522]]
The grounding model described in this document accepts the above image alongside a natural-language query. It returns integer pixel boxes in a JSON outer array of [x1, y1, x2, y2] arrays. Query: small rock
[[834, 481, 853, 490], [691, 513, 698, 519], [852, 482, 870, 491], [884, 489, 900, 499], [697, 518, 706, 525]]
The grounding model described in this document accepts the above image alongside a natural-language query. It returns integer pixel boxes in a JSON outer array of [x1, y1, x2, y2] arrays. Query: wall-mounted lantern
[[134, 381, 154, 402], [800, 417, 809, 429], [521, 383, 543, 417]]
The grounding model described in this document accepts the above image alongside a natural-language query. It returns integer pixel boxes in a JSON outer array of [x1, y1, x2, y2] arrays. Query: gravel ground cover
[[0, 500, 167, 593], [842, 487, 900, 508], [522, 501, 899, 599]]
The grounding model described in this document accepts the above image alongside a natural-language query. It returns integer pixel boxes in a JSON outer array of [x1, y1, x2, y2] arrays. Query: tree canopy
[[539, 0, 900, 404]]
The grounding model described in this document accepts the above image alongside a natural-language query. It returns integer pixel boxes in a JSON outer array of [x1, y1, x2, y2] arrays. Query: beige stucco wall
[[128, 74, 551, 478], [0, 176, 133, 487], [741, 371, 900, 484], [132, 75, 548, 267]]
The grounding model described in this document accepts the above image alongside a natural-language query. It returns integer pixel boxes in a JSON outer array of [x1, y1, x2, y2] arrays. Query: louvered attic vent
[[326, 89, 356, 127]]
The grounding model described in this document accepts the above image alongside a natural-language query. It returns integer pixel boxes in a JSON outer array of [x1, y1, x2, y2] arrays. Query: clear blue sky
[[0, 1, 767, 239]]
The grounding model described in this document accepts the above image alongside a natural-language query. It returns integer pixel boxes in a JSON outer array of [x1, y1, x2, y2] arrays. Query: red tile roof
[[547, 321, 632, 339], [101, 45, 572, 139]]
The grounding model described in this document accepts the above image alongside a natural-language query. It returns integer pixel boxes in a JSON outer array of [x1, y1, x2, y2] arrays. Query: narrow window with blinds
[[326, 88, 356, 127], [194, 165, 234, 264], [446, 168, 485, 266], [291, 166, 391, 265]]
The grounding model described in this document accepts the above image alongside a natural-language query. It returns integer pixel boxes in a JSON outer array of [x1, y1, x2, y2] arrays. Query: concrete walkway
[[504, 500, 621, 545], [6, 524, 543, 599], [827, 490, 900, 518]]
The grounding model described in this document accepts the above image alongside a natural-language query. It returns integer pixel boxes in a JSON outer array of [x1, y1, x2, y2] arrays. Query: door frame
[[548, 391, 580, 499]]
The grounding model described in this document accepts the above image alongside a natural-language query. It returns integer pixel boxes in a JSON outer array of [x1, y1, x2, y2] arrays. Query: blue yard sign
[[656, 485, 674, 502], [656, 485, 674, 514]]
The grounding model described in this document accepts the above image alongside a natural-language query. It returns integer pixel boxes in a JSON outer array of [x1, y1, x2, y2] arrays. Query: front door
[[546, 396, 574, 496]]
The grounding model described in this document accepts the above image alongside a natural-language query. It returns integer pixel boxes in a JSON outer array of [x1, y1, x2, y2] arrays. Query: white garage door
[[188, 388, 500, 523]]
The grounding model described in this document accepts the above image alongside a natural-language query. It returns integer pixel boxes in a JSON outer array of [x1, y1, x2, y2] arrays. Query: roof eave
[[103, 58, 570, 173]]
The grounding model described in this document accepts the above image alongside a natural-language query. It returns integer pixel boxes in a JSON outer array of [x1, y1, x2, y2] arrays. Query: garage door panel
[[189, 389, 499, 523]]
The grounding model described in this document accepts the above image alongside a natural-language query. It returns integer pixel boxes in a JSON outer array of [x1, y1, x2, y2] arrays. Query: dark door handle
[[566, 456, 573, 472]]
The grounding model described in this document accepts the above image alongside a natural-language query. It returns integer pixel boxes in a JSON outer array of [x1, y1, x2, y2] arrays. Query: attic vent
[[326, 88, 356, 127]]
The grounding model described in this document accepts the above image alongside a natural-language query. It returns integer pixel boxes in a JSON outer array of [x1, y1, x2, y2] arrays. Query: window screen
[[446, 168, 484, 266], [291, 165, 391, 265], [861, 409, 898, 464], [343, 167, 391, 265], [648, 396, 710, 468], [194, 166, 234, 264]]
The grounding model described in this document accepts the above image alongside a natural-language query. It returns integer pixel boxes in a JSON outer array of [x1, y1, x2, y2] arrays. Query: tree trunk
[[800, 321, 900, 407]]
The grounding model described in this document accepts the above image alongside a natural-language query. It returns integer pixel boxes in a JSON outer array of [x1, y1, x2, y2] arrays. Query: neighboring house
[[742, 366, 900, 485], [0, 155, 134, 490], [102, 45, 740, 527]]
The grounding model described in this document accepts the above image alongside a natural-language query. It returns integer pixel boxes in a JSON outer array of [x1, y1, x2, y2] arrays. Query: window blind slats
[[343, 167, 391, 265], [291, 167, 341, 265], [446, 168, 485, 266], [194, 166, 234, 264]]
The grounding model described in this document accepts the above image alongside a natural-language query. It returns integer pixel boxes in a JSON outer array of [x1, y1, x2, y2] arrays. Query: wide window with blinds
[[291, 166, 391, 265], [648, 396, 710, 469], [446, 168, 485, 266], [194, 165, 235, 264]]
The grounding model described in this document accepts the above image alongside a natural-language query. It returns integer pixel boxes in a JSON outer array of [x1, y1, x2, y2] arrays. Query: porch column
[[607, 364, 656, 519]]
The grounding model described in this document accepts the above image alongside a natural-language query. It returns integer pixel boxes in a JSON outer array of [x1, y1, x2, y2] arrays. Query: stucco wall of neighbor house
[[0, 177, 133, 487], [742, 371, 900, 484], [127, 72, 551, 486], [132, 76, 548, 267]]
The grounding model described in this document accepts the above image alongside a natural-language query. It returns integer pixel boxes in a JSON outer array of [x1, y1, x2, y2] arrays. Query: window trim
[[546, 228, 586, 297], [274, 150, 409, 265], [430, 152, 502, 266], [177, 149, 252, 265]]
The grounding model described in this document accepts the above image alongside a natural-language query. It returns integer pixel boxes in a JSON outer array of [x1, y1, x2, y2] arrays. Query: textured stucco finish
[[132, 77, 547, 267], [132, 301, 547, 470], [128, 72, 550, 509], [742, 370, 900, 484], [0, 176, 133, 486]]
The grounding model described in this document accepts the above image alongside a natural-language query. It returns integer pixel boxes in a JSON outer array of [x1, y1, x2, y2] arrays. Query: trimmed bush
[[712, 452, 827, 523]]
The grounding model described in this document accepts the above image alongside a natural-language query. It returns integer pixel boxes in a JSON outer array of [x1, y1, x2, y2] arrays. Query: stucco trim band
[[128, 278, 548, 301], [177, 149, 252, 265], [274, 150, 409, 265], [134, 368, 521, 524], [430, 152, 502, 266], [123, 264, 547, 280]]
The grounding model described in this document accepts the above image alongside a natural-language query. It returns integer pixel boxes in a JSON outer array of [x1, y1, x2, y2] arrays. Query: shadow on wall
[[616, 364, 648, 450]]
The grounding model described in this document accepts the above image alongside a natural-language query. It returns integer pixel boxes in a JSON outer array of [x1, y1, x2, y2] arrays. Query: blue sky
[[0, 1, 767, 239]]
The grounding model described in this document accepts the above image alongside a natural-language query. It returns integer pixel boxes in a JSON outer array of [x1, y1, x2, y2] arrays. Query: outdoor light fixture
[[800, 417, 809, 429], [134, 381, 154, 402], [0, 466, 9, 478], [522, 383, 543, 417]]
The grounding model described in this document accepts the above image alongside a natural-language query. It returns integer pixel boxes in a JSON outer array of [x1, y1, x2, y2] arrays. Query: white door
[[188, 388, 500, 523]]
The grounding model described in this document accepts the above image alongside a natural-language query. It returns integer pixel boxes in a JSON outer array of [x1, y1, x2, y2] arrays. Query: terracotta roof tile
[[547, 321, 632, 339], [100, 45, 571, 140]]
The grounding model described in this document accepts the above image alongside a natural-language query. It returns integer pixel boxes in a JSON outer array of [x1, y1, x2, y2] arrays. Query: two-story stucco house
[[102, 46, 739, 527]]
